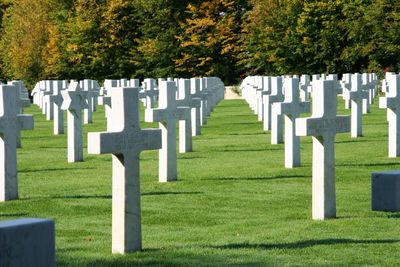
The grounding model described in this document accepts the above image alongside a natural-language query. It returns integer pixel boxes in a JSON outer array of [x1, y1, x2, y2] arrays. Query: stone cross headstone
[[296, 80, 350, 220], [145, 81, 190, 182], [52, 81, 65, 135], [8, 81, 31, 148], [88, 87, 161, 254], [61, 81, 88, 163], [341, 73, 352, 109], [0, 85, 34, 201], [44, 80, 54, 121], [265, 77, 284, 145], [190, 78, 203, 135], [300, 74, 311, 101], [143, 79, 158, 108], [344, 73, 367, 138], [379, 74, 400, 157], [176, 79, 198, 152], [263, 77, 283, 132], [81, 79, 98, 124], [273, 78, 310, 168]]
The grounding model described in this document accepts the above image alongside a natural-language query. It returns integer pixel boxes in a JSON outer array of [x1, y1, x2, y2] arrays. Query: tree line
[[0, 0, 398, 88]]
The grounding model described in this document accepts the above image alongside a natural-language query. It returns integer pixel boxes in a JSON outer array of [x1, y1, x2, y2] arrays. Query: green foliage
[[175, 0, 248, 84], [0, 0, 399, 86]]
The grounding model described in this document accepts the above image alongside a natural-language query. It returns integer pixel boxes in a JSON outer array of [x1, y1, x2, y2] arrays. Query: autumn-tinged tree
[[175, 0, 247, 83], [0, 0, 58, 86]]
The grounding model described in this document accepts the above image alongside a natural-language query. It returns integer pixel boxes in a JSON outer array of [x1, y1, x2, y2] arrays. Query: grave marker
[[296, 80, 350, 220], [145, 81, 190, 182], [61, 81, 88, 163], [88, 87, 161, 253], [0, 85, 34, 201], [379, 74, 400, 157], [273, 78, 309, 168]]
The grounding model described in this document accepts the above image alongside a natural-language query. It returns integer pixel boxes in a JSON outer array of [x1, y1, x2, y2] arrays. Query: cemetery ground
[[2, 97, 400, 266]]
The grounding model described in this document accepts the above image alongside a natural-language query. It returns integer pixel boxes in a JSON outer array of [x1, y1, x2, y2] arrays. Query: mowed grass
[[1, 97, 400, 266]]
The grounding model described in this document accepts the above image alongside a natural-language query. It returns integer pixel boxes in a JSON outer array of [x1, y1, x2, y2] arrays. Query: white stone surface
[[52, 80, 64, 135], [343, 73, 367, 138], [176, 79, 195, 152], [263, 76, 283, 132], [264, 77, 284, 144], [190, 78, 204, 135], [88, 87, 161, 254], [0, 85, 34, 201], [61, 81, 88, 163], [143, 78, 158, 108], [296, 80, 350, 220], [273, 78, 309, 168], [379, 74, 400, 157], [0, 218, 55, 267], [145, 81, 190, 182]]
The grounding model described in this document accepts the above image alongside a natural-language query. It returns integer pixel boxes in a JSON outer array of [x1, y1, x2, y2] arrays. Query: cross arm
[[17, 114, 34, 131], [139, 129, 162, 151], [88, 132, 123, 155]]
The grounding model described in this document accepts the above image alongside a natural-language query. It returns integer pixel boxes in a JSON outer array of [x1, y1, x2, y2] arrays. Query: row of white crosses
[[87, 78, 224, 253], [242, 75, 371, 220]]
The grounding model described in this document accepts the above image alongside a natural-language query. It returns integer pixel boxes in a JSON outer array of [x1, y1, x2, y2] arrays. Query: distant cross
[[176, 79, 197, 152], [0, 85, 34, 201], [190, 78, 203, 136], [61, 81, 88, 163], [142, 79, 158, 108], [266, 77, 284, 144], [263, 77, 284, 132], [379, 74, 400, 157], [343, 73, 367, 138], [273, 78, 309, 168], [88, 87, 161, 254], [43, 80, 54, 121], [53, 81, 65, 135], [145, 81, 191, 182], [296, 80, 350, 220]]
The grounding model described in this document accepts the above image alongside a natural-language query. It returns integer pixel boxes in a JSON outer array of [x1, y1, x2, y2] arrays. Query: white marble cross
[[0, 85, 34, 201], [300, 74, 311, 101], [263, 77, 284, 132], [88, 87, 161, 254], [8, 81, 31, 148], [52, 81, 64, 135], [176, 79, 198, 152], [81, 79, 99, 124], [379, 74, 400, 157], [296, 80, 350, 220], [61, 81, 88, 163], [266, 77, 284, 145], [344, 73, 367, 138], [143, 79, 158, 108], [44, 80, 54, 121], [145, 81, 190, 182], [273, 78, 309, 168], [190, 78, 204, 135]]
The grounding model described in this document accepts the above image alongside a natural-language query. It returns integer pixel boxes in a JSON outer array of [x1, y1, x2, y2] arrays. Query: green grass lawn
[[1, 97, 400, 266]]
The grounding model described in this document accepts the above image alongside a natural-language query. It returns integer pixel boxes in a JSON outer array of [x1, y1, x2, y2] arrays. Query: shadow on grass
[[53, 192, 202, 199], [56, 249, 262, 267], [208, 147, 282, 153], [20, 167, 97, 173], [210, 238, 400, 250], [203, 175, 307, 181], [337, 162, 400, 167], [0, 213, 29, 217], [387, 213, 400, 219]]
